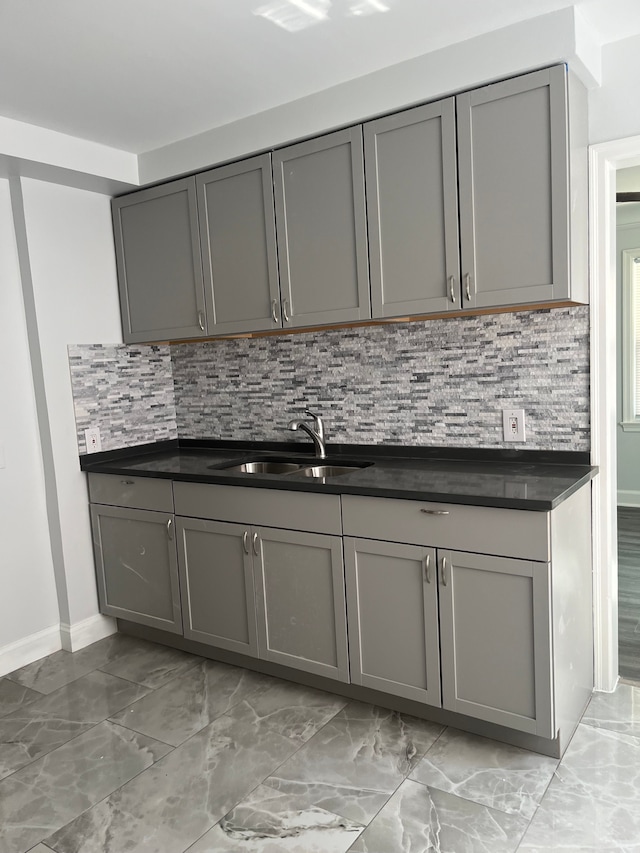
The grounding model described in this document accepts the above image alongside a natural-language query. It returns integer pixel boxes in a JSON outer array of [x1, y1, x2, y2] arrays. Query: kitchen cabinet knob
[[448, 275, 456, 304], [465, 273, 472, 302], [243, 530, 250, 554], [252, 532, 260, 556], [282, 299, 290, 323], [271, 299, 279, 324], [420, 509, 450, 516], [424, 553, 431, 584], [441, 556, 448, 586], [166, 518, 174, 540], [197, 310, 205, 332]]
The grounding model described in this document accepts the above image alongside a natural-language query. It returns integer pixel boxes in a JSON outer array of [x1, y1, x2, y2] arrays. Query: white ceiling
[[1, 0, 639, 155]]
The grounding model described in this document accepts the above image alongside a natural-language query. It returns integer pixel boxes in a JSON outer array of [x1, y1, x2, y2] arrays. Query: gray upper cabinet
[[176, 517, 258, 657], [90, 504, 183, 635], [365, 99, 460, 318], [438, 549, 553, 737], [254, 526, 349, 682], [457, 65, 576, 310], [345, 538, 441, 705], [273, 127, 371, 328], [197, 154, 282, 335], [112, 177, 207, 343]]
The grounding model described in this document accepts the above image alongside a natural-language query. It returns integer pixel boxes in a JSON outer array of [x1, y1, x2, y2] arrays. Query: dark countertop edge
[[80, 446, 598, 512], [79, 438, 591, 468]]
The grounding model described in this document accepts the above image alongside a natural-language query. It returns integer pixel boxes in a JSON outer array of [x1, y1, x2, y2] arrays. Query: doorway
[[591, 137, 640, 691]]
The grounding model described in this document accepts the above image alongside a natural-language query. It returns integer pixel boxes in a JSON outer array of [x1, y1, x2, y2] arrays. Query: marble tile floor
[[1, 634, 640, 852]]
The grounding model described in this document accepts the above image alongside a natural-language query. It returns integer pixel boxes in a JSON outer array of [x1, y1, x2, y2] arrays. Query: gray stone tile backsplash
[[69, 343, 178, 454], [69, 306, 590, 454]]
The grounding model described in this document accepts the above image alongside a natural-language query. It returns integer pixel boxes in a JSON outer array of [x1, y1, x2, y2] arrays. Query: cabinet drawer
[[88, 473, 174, 513], [173, 482, 342, 536], [341, 495, 549, 561]]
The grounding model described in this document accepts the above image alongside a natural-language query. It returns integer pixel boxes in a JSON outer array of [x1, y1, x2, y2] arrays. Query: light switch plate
[[502, 408, 526, 442]]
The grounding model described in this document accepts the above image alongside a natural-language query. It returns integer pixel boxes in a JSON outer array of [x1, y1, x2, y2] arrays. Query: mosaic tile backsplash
[[69, 344, 178, 453], [69, 307, 590, 454], [171, 307, 590, 451]]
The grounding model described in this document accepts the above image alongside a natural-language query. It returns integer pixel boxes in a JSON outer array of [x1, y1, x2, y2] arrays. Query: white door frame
[[590, 135, 640, 692]]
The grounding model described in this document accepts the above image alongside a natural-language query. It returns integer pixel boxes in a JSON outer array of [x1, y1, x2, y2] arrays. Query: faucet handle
[[304, 409, 325, 441]]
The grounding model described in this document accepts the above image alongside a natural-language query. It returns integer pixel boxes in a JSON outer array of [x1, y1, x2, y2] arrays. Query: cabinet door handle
[[121, 480, 135, 485], [465, 273, 471, 302], [197, 310, 205, 332], [424, 553, 431, 584], [166, 518, 174, 540], [243, 530, 250, 554], [271, 299, 279, 324], [448, 275, 456, 304], [282, 299, 290, 323], [420, 509, 450, 516], [252, 532, 260, 556], [441, 556, 448, 586]]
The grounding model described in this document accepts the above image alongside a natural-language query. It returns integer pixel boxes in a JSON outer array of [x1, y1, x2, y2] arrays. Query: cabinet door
[[457, 65, 569, 309], [273, 127, 371, 328], [197, 154, 281, 335], [112, 177, 207, 343], [345, 539, 440, 706], [254, 527, 349, 681], [438, 549, 554, 737], [176, 518, 258, 657], [365, 100, 460, 318], [90, 505, 182, 634]]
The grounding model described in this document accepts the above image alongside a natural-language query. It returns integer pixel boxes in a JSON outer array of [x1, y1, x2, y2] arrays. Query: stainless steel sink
[[298, 464, 366, 478], [217, 460, 308, 475]]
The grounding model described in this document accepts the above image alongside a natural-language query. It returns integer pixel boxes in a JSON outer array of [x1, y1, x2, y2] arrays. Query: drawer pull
[[448, 275, 456, 303], [420, 509, 450, 516], [121, 480, 135, 485], [441, 556, 448, 586], [253, 532, 260, 556], [166, 518, 174, 540], [243, 530, 250, 554], [424, 554, 431, 584]]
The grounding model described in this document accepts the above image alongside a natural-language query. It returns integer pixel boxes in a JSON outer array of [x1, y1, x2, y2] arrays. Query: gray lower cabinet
[[112, 177, 207, 343], [254, 526, 349, 682], [438, 549, 553, 737], [176, 517, 258, 656], [90, 503, 182, 634], [364, 99, 460, 318], [196, 154, 282, 335], [273, 127, 371, 328], [344, 539, 440, 705]]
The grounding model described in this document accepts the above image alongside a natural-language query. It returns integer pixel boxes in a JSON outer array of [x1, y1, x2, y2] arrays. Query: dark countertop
[[80, 440, 597, 511]]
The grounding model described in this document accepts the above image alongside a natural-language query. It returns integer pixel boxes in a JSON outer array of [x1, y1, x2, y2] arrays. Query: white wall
[[20, 178, 123, 644], [616, 203, 640, 505], [0, 180, 60, 673], [589, 33, 640, 145]]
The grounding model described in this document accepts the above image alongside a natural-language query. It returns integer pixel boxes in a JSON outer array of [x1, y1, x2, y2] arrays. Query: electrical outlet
[[502, 408, 526, 443], [84, 427, 102, 454]]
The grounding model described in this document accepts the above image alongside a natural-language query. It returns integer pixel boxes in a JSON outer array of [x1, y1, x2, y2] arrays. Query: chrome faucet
[[287, 409, 326, 459]]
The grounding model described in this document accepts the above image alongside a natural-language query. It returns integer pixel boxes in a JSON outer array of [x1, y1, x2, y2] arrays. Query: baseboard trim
[[60, 614, 117, 653], [618, 490, 640, 508], [0, 624, 61, 677]]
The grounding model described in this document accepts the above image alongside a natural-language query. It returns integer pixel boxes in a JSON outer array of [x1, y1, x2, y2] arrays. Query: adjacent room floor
[[0, 633, 638, 853], [618, 505, 640, 681]]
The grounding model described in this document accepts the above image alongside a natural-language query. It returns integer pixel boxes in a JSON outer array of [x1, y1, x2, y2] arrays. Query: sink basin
[[298, 464, 366, 478], [217, 460, 308, 475]]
